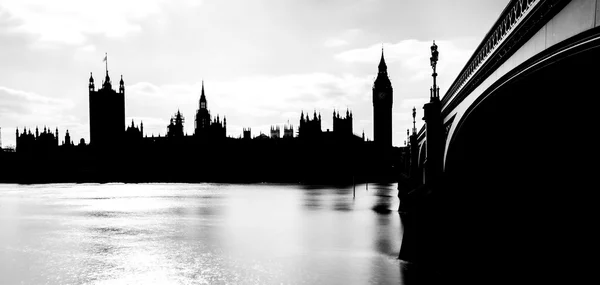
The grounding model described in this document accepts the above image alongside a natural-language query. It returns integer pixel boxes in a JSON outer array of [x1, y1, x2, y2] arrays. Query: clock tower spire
[[378, 45, 388, 72], [372, 45, 393, 147]]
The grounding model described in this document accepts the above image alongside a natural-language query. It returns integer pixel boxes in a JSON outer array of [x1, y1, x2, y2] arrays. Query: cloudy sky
[[0, 0, 508, 148]]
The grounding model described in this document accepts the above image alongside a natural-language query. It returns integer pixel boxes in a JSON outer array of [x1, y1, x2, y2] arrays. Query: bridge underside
[[420, 31, 599, 284]]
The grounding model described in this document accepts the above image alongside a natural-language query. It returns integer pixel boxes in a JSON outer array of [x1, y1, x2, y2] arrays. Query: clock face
[[378, 92, 386, 99]]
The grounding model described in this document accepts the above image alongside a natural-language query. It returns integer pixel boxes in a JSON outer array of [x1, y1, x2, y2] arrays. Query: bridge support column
[[399, 42, 445, 273], [423, 99, 443, 188], [409, 134, 419, 185]]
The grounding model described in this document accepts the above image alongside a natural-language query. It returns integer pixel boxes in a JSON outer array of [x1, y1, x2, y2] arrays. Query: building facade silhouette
[[194, 81, 226, 140], [283, 123, 294, 139], [88, 71, 125, 149], [270, 126, 281, 139], [372, 48, 393, 147], [167, 111, 185, 138], [15, 126, 59, 153], [4, 57, 403, 184], [298, 111, 322, 140], [243, 128, 251, 140], [333, 109, 353, 137], [63, 130, 73, 146], [125, 120, 143, 140]]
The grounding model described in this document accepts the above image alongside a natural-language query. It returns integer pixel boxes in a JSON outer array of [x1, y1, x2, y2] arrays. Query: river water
[[0, 183, 404, 284]]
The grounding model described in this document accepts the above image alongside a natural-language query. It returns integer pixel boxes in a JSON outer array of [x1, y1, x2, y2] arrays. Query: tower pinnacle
[[199, 80, 207, 110], [104, 52, 108, 75], [378, 45, 387, 71], [89, 72, 95, 91]]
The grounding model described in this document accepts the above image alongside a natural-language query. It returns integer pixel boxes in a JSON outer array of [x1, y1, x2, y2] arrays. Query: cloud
[[0, 0, 202, 46], [125, 116, 169, 137], [0, 85, 76, 146], [324, 28, 362, 48], [399, 98, 429, 111], [331, 38, 480, 145], [335, 38, 476, 84], [324, 38, 349, 48], [0, 85, 74, 116], [98, 70, 455, 147], [209, 73, 373, 126], [126, 81, 199, 136], [124, 73, 374, 138], [0, 68, 420, 147]]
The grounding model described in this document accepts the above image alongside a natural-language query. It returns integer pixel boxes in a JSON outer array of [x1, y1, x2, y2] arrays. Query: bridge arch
[[418, 141, 426, 169], [417, 141, 427, 184], [444, 27, 600, 170], [435, 28, 600, 281]]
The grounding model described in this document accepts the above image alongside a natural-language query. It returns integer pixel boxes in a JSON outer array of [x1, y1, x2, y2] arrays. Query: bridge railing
[[440, 0, 569, 113]]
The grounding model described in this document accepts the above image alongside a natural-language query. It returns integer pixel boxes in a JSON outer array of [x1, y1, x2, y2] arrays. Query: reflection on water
[[0, 183, 403, 284]]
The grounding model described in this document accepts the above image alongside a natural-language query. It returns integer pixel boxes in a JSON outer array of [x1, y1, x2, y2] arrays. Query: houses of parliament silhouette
[[1, 51, 402, 183]]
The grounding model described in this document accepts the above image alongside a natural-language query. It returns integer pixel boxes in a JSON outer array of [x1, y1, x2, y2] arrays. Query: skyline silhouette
[[1, 49, 404, 184], [12, 50, 391, 145], [0, 0, 510, 149], [4, 1, 592, 284]]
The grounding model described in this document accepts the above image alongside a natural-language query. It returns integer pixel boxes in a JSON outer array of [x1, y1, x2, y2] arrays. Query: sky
[[0, 0, 509, 148]]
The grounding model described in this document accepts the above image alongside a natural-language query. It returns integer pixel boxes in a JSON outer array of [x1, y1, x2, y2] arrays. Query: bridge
[[400, 0, 596, 283]]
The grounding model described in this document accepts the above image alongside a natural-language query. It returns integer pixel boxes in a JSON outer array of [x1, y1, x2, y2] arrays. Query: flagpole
[[105, 52, 108, 74]]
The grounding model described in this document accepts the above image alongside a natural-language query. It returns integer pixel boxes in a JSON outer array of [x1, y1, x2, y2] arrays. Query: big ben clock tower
[[372, 48, 393, 147]]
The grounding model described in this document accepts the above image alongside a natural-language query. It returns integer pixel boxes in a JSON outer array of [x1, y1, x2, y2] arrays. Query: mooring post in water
[[353, 176, 356, 198], [366, 182, 368, 191]]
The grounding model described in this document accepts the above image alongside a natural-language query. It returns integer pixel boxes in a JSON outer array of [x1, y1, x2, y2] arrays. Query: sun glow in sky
[[0, 0, 508, 147]]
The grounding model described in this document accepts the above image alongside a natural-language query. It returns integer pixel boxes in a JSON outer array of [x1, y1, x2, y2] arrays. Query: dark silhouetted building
[[167, 110, 185, 138], [372, 48, 393, 147], [283, 123, 294, 139], [16, 126, 59, 153], [194, 81, 226, 140], [255, 132, 269, 140], [125, 120, 143, 146], [270, 126, 280, 139], [299, 111, 322, 140], [333, 109, 353, 136], [3, 67, 403, 184], [63, 130, 73, 146], [88, 71, 125, 150], [194, 81, 210, 137], [243, 128, 251, 140], [209, 115, 226, 139]]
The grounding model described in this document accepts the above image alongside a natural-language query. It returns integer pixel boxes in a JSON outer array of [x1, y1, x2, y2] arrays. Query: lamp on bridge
[[430, 41, 438, 68], [422, 40, 444, 188], [430, 41, 440, 101], [412, 106, 417, 134]]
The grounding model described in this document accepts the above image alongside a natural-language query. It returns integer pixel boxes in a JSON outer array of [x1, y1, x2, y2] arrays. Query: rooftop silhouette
[[1, 54, 405, 184]]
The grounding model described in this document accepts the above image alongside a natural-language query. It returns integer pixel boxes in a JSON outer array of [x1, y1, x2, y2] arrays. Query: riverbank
[[0, 143, 403, 185]]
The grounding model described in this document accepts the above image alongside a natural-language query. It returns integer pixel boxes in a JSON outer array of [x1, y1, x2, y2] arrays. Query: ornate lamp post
[[399, 40, 445, 270], [430, 41, 440, 101], [412, 106, 417, 134], [423, 40, 443, 188]]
